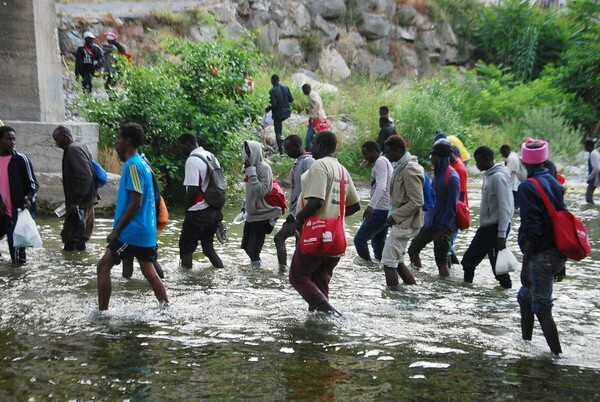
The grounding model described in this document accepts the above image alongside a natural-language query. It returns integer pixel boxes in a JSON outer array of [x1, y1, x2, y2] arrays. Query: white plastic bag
[[496, 248, 518, 275], [13, 209, 43, 248]]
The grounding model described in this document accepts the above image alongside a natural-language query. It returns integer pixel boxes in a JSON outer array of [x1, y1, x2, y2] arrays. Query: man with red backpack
[[517, 139, 567, 355], [75, 31, 104, 92]]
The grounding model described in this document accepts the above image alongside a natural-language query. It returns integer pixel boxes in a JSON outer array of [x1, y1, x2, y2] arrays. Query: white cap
[[83, 31, 96, 39]]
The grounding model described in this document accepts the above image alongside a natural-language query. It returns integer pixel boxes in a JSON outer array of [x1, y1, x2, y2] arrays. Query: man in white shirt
[[302, 84, 327, 153], [354, 141, 392, 264], [177, 133, 224, 269], [500, 144, 525, 209]]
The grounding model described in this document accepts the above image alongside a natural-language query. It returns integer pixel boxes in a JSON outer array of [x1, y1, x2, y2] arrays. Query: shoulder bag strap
[[529, 177, 556, 214], [339, 167, 345, 218]]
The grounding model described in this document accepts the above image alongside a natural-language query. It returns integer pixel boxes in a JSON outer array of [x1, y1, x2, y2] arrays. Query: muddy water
[[0, 188, 599, 400]]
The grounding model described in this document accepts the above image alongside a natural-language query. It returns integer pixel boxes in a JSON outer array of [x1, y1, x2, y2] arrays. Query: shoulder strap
[[529, 177, 556, 214], [339, 167, 345, 218]]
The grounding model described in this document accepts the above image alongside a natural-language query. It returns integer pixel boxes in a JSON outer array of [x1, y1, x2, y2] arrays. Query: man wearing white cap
[[516, 138, 567, 355], [75, 31, 104, 92]]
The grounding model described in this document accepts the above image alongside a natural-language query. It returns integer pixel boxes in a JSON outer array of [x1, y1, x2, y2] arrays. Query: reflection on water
[[1, 188, 599, 399]]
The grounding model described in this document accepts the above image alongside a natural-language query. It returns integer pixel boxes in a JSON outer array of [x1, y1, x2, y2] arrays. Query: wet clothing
[[408, 156, 458, 268], [354, 156, 392, 261], [108, 240, 157, 265], [517, 166, 567, 354], [61, 142, 97, 249], [114, 153, 156, 247], [381, 152, 424, 268], [0, 151, 39, 264], [242, 141, 281, 263], [179, 147, 222, 260], [517, 249, 566, 314], [274, 152, 314, 267], [290, 156, 359, 309], [459, 161, 512, 284]]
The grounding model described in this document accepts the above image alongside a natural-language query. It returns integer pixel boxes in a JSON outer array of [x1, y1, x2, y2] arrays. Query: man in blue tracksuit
[[407, 140, 459, 278]]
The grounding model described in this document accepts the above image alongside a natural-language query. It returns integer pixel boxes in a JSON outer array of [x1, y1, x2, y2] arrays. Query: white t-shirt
[[183, 147, 211, 211]]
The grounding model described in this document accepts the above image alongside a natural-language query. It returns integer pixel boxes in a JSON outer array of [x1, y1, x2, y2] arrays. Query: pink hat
[[521, 138, 548, 164], [105, 31, 119, 41]]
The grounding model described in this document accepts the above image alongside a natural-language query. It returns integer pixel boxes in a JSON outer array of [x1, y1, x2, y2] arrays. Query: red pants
[[289, 248, 340, 310]]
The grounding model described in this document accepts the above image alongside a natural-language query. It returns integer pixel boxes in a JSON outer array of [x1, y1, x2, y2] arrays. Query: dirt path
[[56, 1, 219, 18]]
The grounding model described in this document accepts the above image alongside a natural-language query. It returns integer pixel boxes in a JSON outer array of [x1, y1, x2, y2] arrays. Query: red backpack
[[445, 166, 470, 230], [529, 177, 591, 261], [264, 178, 287, 214]]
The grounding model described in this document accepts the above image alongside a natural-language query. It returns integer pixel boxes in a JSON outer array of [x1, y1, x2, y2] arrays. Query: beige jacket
[[389, 154, 424, 229]]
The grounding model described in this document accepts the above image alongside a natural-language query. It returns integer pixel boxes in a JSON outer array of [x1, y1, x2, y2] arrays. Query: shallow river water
[[1, 186, 599, 401]]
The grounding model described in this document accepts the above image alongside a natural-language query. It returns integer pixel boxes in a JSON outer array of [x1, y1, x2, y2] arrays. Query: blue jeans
[[517, 249, 566, 314], [306, 121, 315, 152], [353, 209, 389, 261]]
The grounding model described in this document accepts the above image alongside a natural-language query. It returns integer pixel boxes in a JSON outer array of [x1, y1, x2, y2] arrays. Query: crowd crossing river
[[0, 185, 599, 400]]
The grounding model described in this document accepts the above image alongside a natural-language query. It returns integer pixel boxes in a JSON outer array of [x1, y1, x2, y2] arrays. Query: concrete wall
[[0, 0, 65, 122]]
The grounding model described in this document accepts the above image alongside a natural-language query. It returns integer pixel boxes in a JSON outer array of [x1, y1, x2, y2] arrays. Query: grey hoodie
[[243, 140, 282, 222], [480, 162, 514, 237]]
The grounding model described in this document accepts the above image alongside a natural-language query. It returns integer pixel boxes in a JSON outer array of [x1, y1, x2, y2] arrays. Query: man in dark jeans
[[517, 138, 567, 355], [461, 146, 514, 289], [265, 74, 293, 155]]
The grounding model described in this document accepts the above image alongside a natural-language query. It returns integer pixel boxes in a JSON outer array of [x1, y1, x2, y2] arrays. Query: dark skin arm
[[107, 191, 142, 243], [346, 202, 360, 217], [293, 197, 324, 231], [185, 186, 200, 210], [520, 240, 536, 288]]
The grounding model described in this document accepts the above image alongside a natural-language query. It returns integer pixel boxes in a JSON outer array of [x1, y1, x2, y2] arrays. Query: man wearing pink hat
[[516, 138, 567, 355]]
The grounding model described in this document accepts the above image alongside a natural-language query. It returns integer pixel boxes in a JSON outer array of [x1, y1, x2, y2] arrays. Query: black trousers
[[461, 224, 512, 288]]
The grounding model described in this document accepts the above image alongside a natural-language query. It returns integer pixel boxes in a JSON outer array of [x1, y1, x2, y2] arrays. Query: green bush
[[473, 0, 569, 82], [78, 34, 267, 200]]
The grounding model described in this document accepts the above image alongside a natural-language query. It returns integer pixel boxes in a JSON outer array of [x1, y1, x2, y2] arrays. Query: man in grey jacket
[[242, 140, 282, 266], [461, 146, 514, 289]]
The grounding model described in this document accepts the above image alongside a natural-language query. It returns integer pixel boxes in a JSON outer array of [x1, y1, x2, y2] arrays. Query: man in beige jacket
[[302, 84, 327, 152], [380, 135, 425, 286]]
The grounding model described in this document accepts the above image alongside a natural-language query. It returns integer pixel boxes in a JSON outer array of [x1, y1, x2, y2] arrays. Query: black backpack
[[193, 153, 227, 208]]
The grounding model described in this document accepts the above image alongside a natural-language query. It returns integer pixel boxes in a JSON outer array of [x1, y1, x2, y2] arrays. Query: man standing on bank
[[96, 124, 168, 310], [266, 74, 293, 155], [301, 84, 327, 152], [177, 133, 224, 269], [52, 126, 97, 252], [461, 146, 514, 289]]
